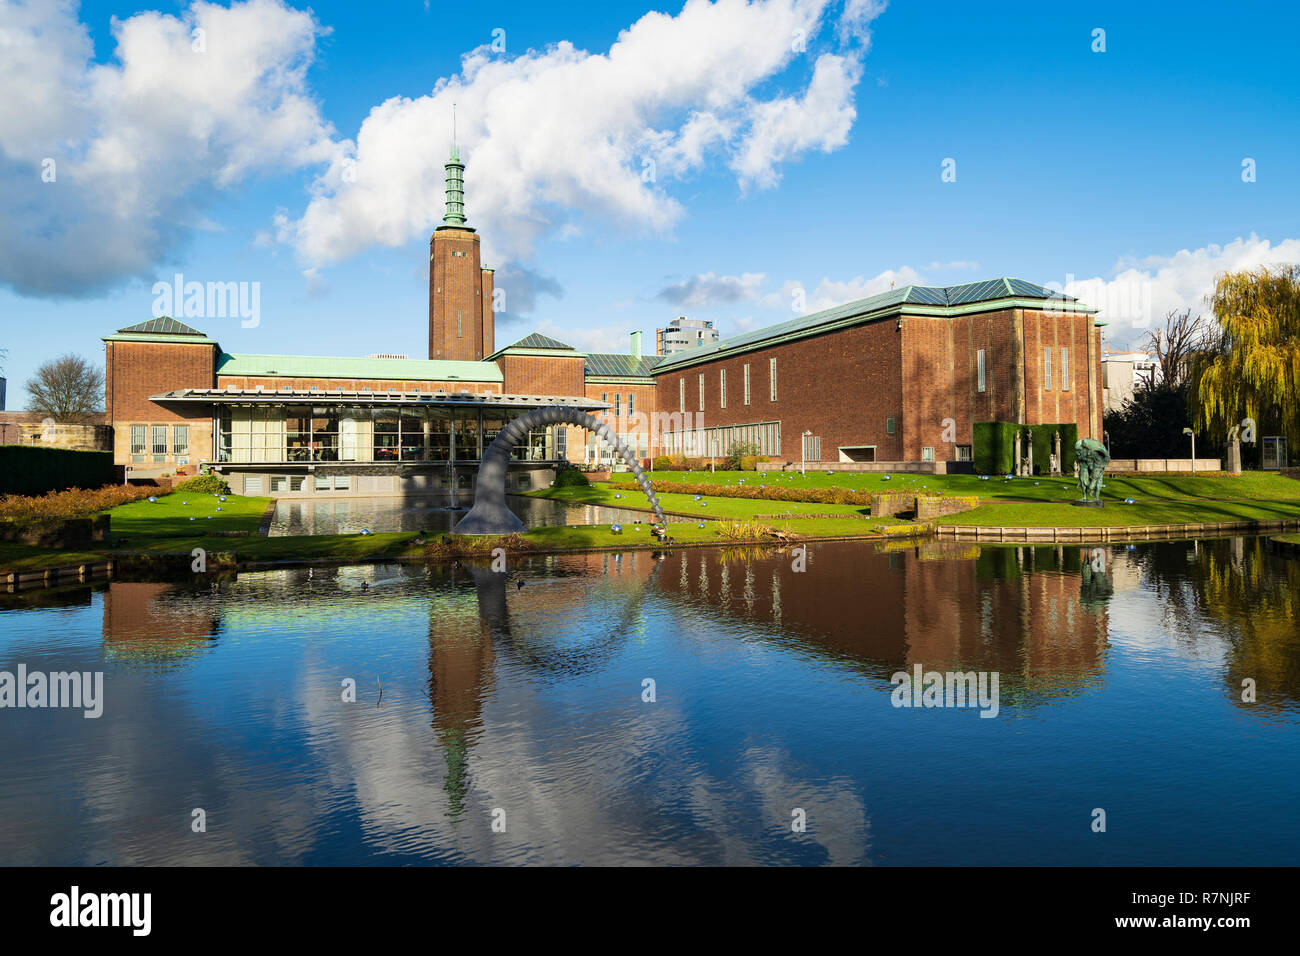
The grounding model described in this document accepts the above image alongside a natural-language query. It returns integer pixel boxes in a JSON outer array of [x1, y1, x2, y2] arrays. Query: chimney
[[630, 330, 642, 360]]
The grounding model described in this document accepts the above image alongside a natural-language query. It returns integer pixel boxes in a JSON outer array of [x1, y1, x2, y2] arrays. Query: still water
[[1, 537, 1296, 865], [268, 493, 681, 535]]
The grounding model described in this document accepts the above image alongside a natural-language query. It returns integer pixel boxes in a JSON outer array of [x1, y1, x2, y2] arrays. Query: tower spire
[[443, 103, 466, 227]]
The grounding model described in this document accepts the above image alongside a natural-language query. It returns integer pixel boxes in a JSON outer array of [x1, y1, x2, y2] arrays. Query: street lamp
[[1183, 427, 1196, 476]]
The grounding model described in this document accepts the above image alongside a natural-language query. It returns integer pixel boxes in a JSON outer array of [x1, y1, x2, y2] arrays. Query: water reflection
[[0, 536, 1296, 865], [268, 493, 685, 535]]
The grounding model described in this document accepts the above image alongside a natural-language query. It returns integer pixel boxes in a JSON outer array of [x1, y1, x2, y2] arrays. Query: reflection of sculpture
[[1074, 438, 1110, 503], [454, 405, 666, 534]]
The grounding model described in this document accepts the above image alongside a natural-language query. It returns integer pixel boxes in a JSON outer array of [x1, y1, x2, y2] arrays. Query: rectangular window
[[679, 378, 685, 413], [720, 369, 727, 409], [770, 357, 777, 401], [743, 364, 751, 405], [289, 476, 304, 492], [614, 394, 621, 417], [977, 349, 987, 393], [244, 475, 262, 495], [887, 417, 896, 436], [628, 393, 634, 417], [1043, 347, 1052, 390], [270, 476, 287, 493], [556, 427, 567, 459], [921, 446, 935, 462], [698, 374, 704, 412], [172, 425, 189, 456], [152, 425, 167, 461], [457, 311, 462, 337], [130, 425, 146, 455], [1061, 347, 1070, 391], [956, 444, 973, 462], [333, 475, 351, 491], [315, 474, 331, 491]]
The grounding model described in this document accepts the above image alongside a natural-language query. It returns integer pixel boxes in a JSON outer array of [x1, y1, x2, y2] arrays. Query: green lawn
[[105, 491, 271, 538], [938, 498, 1300, 528], [612, 468, 1300, 504], [527, 483, 870, 518]]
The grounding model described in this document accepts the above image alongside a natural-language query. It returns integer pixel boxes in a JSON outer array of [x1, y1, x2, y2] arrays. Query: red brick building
[[100, 148, 1105, 493]]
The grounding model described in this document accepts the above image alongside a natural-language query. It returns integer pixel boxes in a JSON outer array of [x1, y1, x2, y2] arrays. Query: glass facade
[[215, 404, 560, 464]]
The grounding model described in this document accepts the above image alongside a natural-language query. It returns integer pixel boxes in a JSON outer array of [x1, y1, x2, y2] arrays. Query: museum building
[[103, 149, 1105, 497]]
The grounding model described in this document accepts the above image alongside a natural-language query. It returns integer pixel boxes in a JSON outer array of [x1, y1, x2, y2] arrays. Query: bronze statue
[[1074, 438, 1110, 504]]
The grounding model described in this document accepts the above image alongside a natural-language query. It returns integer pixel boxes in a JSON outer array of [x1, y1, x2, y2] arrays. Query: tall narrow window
[[698, 374, 704, 412], [172, 425, 189, 456], [152, 425, 167, 462], [720, 369, 727, 409], [457, 310, 462, 337], [680, 378, 685, 413], [130, 425, 146, 455], [770, 357, 778, 401], [743, 364, 751, 405], [1060, 347, 1070, 391], [614, 394, 621, 417], [628, 393, 634, 417], [1043, 347, 1052, 390], [977, 349, 987, 393]]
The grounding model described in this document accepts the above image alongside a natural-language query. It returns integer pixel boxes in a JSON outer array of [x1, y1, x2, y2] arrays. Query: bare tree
[[25, 354, 104, 421], [1143, 309, 1211, 390]]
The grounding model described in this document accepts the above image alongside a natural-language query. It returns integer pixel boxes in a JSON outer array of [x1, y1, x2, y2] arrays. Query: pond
[[267, 493, 683, 536], [0, 536, 1296, 865]]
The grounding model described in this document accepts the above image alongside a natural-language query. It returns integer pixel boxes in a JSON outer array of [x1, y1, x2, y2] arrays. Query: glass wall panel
[[373, 407, 400, 461], [453, 409, 480, 460], [312, 407, 339, 462], [426, 408, 451, 461], [399, 408, 425, 461]]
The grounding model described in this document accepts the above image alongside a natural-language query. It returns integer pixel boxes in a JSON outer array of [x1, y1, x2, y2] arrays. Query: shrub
[[552, 465, 591, 488], [646, 480, 875, 507], [0, 446, 116, 496], [723, 440, 760, 471], [0, 484, 154, 522], [173, 473, 232, 495], [652, 456, 674, 471], [739, 455, 760, 471]]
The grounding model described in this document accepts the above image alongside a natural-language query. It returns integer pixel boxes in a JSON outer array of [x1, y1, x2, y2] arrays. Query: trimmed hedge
[[973, 422, 1078, 476], [0, 446, 117, 495]]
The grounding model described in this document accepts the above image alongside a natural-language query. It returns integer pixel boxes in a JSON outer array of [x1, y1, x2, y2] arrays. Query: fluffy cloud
[[286, 0, 885, 268], [1054, 234, 1300, 336], [0, 0, 336, 297], [657, 270, 767, 308]]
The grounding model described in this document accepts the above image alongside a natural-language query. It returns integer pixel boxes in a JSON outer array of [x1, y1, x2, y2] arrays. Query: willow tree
[[1189, 265, 1300, 446]]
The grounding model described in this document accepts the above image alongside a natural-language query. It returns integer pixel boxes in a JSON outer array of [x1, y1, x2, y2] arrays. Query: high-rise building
[[428, 143, 495, 361], [656, 316, 718, 355]]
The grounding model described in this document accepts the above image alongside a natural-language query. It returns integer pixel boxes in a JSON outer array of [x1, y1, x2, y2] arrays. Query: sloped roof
[[216, 353, 503, 382], [506, 332, 575, 350], [117, 316, 206, 335], [653, 277, 1093, 372], [584, 353, 664, 378]]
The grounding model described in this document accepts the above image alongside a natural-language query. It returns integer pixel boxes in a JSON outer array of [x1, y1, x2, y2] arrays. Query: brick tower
[[429, 144, 495, 360]]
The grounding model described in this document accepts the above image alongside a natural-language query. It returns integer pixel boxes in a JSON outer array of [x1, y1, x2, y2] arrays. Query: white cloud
[[657, 270, 767, 308], [1054, 234, 1300, 333], [0, 0, 336, 297], [764, 266, 924, 312], [286, 0, 886, 268]]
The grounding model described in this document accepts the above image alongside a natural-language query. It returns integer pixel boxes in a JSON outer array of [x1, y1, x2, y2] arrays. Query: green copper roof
[[117, 316, 206, 335], [216, 353, 503, 382], [653, 277, 1095, 373], [504, 332, 576, 351], [584, 353, 664, 379]]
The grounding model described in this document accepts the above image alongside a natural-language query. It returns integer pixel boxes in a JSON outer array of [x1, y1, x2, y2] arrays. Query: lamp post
[[1183, 427, 1196, 476]]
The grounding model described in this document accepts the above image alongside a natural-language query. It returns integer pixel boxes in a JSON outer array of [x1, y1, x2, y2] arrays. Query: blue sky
[[2, 0, 1298, 407]]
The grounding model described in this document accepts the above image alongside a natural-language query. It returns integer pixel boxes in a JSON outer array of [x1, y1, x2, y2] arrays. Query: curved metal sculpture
[[454, 406, 667, 534], [1074, 437, 1110, 503]]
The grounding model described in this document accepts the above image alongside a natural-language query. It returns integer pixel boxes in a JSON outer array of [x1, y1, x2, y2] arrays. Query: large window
[[679, 378, 685, 413], [743, 364, 751, 405], [720, 369, 727, 409], [977, 349, 987, 393], [698, 374, 704, 412], [770, 357, 777, 401], [1043, 348, 1053, 391], [1060, 347, 1070, 391], [130, 425, 146, 458], [172, 425, 189, 457], [151, 425, 167, 462]]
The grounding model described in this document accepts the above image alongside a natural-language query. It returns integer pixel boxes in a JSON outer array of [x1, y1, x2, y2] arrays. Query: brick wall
[[429, 227, 485, 361], [654, 320, 905, 462], [497, 354, 586, 396], [106, 340, 217, 468]]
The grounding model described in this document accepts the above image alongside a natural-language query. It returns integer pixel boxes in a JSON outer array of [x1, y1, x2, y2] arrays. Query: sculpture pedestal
[[1070, 500, 1104, 508]]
